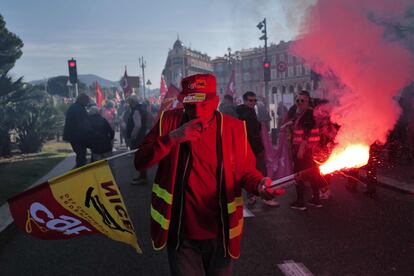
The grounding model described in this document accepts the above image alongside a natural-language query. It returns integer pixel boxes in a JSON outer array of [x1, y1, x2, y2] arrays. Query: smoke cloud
[[291, 0, 414, 148]]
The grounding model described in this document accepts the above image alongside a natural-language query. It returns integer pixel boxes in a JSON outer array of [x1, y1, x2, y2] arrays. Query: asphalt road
[[1, 154, 413, 275]]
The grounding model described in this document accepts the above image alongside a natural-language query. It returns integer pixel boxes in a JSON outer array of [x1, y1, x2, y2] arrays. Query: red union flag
[[225, 70, 236, 96], [8, 160, 141, 253], [95, 81, 104, 109], [120, 67, 132, 99]]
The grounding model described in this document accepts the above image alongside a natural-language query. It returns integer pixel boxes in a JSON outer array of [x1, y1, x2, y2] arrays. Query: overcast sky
[[1, 0, 315, 88]]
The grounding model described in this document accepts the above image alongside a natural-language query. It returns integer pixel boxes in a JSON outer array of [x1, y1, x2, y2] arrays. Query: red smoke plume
[[291, 0, 414, 151]]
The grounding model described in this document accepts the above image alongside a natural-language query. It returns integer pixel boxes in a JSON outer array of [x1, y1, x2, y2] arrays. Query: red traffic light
[[68, 61, 76, 68], [263, 62, 270, 68]]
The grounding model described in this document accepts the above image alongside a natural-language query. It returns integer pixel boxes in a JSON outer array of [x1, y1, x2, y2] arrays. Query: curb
[[359, 169, 414, 195]]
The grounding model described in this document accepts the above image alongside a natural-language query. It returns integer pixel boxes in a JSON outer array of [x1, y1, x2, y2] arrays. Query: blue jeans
[[167, 239, 233, 276]]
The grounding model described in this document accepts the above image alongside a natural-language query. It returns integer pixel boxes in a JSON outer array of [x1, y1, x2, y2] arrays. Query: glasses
[[247, 99, 257, 102], [296, 99, 306, 103]]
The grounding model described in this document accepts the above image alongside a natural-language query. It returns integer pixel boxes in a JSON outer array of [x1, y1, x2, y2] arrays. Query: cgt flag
[[8, 160, 142, 253], [95, 81, 104, 109]]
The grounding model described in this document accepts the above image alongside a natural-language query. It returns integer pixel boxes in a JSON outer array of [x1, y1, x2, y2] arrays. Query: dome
[[173, 38, 184, 49]]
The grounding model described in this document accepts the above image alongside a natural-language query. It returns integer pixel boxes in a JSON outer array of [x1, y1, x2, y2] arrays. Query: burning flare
[[319, 144, 370, 175]]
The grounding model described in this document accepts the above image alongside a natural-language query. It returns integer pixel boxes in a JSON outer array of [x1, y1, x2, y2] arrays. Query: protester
[[127, 95, 149, 185], [134, 74, 281, 276], [63, 93, 91, 168], [117, 100, 126, 146], [102, 100, 117, 130], [88, 106, 115, 161], [287, 90, 325, 210], [218, 94, 238, 118], [236, 91, 278, 206]]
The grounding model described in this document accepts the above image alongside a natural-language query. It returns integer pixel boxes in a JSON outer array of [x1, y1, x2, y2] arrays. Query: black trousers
[[70, 142, 87, 168], [293, 151, 324, 202], [167, 239, 233, 276]]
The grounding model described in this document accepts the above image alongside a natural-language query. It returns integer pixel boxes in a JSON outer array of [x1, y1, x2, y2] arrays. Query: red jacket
[[135, 109, 263, 259]]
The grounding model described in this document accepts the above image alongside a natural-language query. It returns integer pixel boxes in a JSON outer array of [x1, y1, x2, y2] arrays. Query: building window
[[304, 64, 311, 75], [296, 65, 302, 77], [271, 55, 276, 65], [243, 60, 250, 69], [279, 53, 285, 62], [253, 71, 259, 81], [253, 59, 260, 68], [216, 64, 223, 72], [288, 66, 294, 78], [243, 72, 250, 81], [288, 54, 293, 64], [271, 69, 277, 80]]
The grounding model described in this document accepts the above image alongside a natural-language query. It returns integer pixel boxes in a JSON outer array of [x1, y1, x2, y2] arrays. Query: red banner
[[96, 81, 104, 109], [8, 182, 98, 240]]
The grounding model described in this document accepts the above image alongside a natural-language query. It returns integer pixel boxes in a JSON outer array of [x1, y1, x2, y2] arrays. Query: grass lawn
[[0, 140, 72, 205]]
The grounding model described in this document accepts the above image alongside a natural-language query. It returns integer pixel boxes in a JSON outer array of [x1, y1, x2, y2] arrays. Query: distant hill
[[29, 74, 120, 88], [78, 74, 120, 88]]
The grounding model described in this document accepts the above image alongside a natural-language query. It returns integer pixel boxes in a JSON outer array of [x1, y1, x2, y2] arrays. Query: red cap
[[177, 74, 217, 103]]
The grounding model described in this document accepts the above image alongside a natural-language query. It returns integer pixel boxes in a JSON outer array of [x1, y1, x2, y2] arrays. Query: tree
[[0, 14, 25, 156]]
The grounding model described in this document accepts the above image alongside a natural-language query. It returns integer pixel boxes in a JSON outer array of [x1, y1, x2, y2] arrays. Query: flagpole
[[106, 149, 138, 161]]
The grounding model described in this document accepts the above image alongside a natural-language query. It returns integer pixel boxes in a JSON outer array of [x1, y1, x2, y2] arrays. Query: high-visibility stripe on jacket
[[292, 128, 320, 144], [135, 108, 263, 259]]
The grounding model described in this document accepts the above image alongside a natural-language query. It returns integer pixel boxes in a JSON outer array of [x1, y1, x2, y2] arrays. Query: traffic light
[[264, 61, 271, 82], [68, 59, 78, 84]]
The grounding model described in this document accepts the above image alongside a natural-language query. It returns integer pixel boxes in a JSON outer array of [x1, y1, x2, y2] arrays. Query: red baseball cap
[[177, 74, 217, 103]]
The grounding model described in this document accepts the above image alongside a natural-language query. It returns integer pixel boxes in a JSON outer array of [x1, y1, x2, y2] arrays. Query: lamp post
[[146, 79, 152, 98], [257, 18, 270, 107], [139, 56, 147, 98], [223, 47, 240, 96]]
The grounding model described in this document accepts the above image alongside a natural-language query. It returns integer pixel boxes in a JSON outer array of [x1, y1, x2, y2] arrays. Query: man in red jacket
[[135, 74, 281, 275]]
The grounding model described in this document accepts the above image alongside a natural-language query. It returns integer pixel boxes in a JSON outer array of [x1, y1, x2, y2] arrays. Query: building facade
[[213, 40, 318, 109], [163, 38, 214, 89]]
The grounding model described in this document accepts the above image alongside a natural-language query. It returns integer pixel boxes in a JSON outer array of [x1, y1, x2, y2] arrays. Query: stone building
[[213, 40, 318, 109], [163, 38, 213, 88]]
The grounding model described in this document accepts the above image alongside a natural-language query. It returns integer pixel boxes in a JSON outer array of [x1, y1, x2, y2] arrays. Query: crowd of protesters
[[62, 92, 159, 169], [62, 74, 413, 276]]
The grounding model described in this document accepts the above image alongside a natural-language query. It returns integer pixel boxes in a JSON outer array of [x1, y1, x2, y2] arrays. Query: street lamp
[[146, 79, 152, 97], [257, 18, 270, 106], [139, 56, 147, 98]]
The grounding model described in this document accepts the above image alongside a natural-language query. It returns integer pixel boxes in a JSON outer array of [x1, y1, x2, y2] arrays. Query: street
[[1, 154, 414, 276]]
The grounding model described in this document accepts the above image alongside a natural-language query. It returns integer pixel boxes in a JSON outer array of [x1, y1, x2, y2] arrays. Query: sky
[[0, 0, 315, 88]]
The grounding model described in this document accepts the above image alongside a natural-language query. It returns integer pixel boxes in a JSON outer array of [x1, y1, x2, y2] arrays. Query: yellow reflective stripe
[[227, 196, 243, 214], [229, 218, 243, 239], [152, 183, 173, 205], [159, 111, 165, 136], [150, 205, 170, 230]]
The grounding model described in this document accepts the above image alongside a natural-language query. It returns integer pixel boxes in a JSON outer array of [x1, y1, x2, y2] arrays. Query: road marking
[[278, 260, 314, 276], [243, 207, 254, 217]]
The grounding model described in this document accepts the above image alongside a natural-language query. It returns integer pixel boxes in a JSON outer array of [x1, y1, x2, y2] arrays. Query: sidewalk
[[1, 153, 413, 235]]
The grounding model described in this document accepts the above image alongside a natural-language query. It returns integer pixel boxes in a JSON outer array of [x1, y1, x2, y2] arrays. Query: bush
[[13, 88, 62, 153]]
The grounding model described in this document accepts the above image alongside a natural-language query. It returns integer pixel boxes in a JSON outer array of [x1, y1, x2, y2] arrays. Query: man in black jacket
[[236, 91, 278, 206], [126, 95, 149, 184], [88, 106, 115, 161], [63, 93, 90, 168]]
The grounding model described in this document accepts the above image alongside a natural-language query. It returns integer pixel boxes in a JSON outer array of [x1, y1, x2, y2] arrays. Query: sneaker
[[290, 201, 307, 211], [308, 198, 323, 208], [319, 189, 332, 200], [130, 178, 146, 185], [262, 199, 280, 207], [247, 196, 256, 205]]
